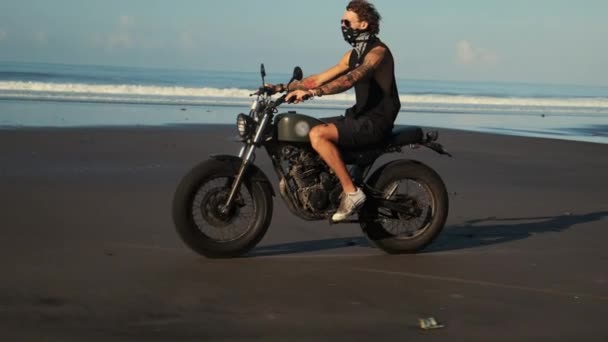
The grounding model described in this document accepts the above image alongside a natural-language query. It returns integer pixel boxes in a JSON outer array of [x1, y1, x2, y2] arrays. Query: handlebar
[[268, 92, 313, 111], [273, 94, 288, 107], [251, 86, 312, 110]]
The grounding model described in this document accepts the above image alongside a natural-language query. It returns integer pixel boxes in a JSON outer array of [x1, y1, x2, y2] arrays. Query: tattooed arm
[[314, 45, 386, 96], [286, 51, 352, 91], [285, 46, 386, 104]]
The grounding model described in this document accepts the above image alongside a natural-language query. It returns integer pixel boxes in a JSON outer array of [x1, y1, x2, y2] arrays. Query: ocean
[[1, 61, 607, 144]]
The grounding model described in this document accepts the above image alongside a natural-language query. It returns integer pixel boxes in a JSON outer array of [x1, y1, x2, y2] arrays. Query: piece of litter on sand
[[419, 317, 444, 330]]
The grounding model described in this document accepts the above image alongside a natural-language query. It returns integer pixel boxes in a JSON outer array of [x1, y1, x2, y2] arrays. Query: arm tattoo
[[288, 78, 317, 91], [316, 48, 383, 96]]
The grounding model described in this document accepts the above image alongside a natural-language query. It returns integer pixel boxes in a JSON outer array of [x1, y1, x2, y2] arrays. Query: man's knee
[[309, 125, 326, 148], [309, 124, 337, 148]]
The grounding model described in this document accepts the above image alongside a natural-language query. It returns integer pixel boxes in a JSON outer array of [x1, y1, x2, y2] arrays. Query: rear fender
[[365, 159, 427, 189]]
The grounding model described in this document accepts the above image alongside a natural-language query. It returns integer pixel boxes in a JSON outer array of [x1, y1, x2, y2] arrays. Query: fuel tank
[[274, 112, 325, 143]]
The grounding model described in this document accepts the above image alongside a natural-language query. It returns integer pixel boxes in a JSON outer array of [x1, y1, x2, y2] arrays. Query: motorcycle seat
[[340, 126, 426, 165], [387, 125, 424, 147]]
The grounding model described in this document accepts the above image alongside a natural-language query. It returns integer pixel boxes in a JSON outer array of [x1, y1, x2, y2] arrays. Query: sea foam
[[1, 81, 608, 115]]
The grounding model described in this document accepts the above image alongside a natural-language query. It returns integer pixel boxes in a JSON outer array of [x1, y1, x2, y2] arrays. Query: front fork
[[218, 144, 252, 214], [220, 112, 270, 214]]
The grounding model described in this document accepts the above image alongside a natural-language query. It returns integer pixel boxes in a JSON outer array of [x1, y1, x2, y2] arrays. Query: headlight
[[236, 114, 254, 138]]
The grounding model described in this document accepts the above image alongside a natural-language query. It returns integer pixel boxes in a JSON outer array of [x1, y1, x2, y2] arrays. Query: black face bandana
[[342, 26, 374, 66], [341, 26, 368, 47]]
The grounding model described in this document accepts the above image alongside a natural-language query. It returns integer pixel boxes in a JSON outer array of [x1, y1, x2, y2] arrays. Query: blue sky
[[0, 0, 607, 85]]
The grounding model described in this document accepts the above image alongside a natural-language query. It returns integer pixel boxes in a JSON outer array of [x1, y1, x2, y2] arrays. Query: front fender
[[210, 154, 275, 197]]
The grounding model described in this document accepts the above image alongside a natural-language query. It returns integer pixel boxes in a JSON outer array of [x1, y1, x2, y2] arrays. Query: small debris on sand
[[419, 317, 444, 330]]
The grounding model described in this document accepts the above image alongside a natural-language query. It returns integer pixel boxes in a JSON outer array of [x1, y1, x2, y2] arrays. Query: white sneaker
[[331, 187, 366, 222]]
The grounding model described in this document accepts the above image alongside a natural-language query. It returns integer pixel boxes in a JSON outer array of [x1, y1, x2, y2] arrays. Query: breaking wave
[[1, 81, 608, 115]]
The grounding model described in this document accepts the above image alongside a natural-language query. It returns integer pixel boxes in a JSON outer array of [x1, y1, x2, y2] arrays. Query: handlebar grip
[[281, 93, 310, 105], [274, 94, 287, 106]]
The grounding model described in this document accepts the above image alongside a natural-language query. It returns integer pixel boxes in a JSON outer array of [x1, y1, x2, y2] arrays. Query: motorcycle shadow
[[426, 210, 608, 253], [248, 237, 371, 258], [246, 211, 607, 257]]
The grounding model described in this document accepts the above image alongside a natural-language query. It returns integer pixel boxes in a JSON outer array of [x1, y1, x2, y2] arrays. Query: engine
[[281, 145, 341, 212]]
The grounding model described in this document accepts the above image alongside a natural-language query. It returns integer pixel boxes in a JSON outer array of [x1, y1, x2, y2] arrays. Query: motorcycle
[[172, 65, 451, 258]]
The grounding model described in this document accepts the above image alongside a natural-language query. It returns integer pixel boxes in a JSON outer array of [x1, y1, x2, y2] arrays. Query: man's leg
[[309, 123, 366, 221], [308, 123, 356, 193]]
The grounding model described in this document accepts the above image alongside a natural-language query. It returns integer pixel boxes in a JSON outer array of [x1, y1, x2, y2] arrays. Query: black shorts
[[321, 115, 390, 148]]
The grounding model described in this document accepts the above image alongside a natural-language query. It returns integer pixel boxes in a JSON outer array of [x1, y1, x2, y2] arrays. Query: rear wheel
[[172, 160, 273, 258], [360, 160, 448, 254]]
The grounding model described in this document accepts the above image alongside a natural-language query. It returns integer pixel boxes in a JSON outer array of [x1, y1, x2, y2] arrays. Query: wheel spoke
[[372, 178, 434, 239], [190, 177, 256, 242], [384, 182, 399, 199]]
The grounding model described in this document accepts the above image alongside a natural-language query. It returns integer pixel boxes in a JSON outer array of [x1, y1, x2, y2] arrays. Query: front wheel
[[172, 159, 273, 258], [360, 160, 448, 254]]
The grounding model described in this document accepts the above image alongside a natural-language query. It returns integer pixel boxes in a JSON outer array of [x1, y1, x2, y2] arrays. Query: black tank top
[[346, 38, 401, 133]]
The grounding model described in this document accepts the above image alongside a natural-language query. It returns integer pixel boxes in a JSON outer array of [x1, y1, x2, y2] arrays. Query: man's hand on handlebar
[[255, 83, 286, 96], [285, 90, 312, 104]]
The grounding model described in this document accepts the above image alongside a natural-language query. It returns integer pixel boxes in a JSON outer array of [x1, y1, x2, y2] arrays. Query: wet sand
[[0, 125, 607, 341]]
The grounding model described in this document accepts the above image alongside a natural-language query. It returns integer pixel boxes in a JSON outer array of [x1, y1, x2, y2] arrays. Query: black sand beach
[[1, 125, 607, 341]]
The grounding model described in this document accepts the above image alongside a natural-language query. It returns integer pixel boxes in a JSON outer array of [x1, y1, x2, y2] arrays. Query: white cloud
[[106, 15, 136, 49], [120, 15, 135, 28], [178, 31, 197, 51], [33, 31, 48, 45], [139, 36, 166, 50], [457, 40, 499, 66], [0, 30, 7, 41], [97, 15, 191, 52], [107, 32, 134, 49]]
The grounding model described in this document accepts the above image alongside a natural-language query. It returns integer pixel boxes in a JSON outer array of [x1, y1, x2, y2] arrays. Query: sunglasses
[[341, 19, 352, 28]]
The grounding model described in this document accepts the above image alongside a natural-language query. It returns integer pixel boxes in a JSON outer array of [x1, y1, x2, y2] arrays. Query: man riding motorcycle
[[266, 0, 401, 222]]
